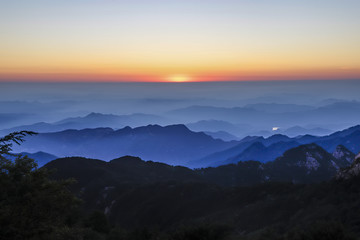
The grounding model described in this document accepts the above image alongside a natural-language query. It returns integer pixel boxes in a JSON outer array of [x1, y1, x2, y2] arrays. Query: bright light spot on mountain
[[272, 127, 280, 131]]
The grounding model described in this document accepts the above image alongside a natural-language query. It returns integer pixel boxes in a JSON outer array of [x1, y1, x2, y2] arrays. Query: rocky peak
[[275, 144, 334, 171], [332, 145, 355, 167], [301, 152, 321, 171], [336, 152, 360, 180]]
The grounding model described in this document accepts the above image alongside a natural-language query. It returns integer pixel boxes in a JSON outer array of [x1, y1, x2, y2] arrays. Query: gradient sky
[[1, 0, 360, 82]]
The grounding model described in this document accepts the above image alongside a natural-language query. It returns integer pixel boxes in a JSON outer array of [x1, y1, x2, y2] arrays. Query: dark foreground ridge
[[41, 144, 360, 239], [2, 131, 360, 239]]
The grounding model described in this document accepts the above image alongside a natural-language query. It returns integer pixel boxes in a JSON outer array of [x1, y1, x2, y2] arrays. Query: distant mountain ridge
[[189, 125, 360, 167], [243, 103, 315, 113], [9, 124, 360, 168], [4, 101, 360, 139], [203, 130, 240, 141], [168, 101, 360, 131], [0, 112, 169, 135], [13, 124, 238, 165]]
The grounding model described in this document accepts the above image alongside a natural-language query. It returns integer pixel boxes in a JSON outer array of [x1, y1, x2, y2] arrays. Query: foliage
[[0, 131, 36, 156], [170, 225, 230, 240], [0, 131, 80, 240], [1, 131, 360, 239], [85, 211, 110, 234], [244, 221, 357, 240], [44, 154, 360, 239]]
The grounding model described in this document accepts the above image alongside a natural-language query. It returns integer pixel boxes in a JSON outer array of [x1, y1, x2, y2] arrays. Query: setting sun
[[167, 75, 192, 82]]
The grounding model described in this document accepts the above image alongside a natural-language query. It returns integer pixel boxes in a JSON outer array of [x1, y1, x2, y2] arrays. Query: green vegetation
[[0, 132, 80, 239]]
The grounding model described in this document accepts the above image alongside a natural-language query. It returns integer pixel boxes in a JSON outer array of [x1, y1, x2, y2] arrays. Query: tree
[[0, 131, 81, 240], [85, 211, 110, 234]]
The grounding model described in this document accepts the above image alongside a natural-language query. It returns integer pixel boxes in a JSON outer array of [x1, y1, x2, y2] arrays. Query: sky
[[1, 0, 360, 82]]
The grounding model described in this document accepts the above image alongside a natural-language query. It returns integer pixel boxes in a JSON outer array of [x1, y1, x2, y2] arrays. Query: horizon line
[[1, 78, 360, 84]]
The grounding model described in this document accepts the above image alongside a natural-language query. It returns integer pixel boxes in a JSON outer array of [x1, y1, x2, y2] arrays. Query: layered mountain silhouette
[[167, 101, 360, 131], [14, 124, 237, 165], [203, 130, 240, 141], [3, 101, 360, 140], [0, 112, 169, 135], [186, 120, 251, 137], [187, 120, 332, 138], [243, 103, 315, 113], [280, 126, 332, 137], [190, 125, 360, 167], [10, 124, 360, 168]]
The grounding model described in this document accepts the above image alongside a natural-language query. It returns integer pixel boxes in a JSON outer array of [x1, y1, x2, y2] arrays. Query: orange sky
[[1, 1, 360, 82]]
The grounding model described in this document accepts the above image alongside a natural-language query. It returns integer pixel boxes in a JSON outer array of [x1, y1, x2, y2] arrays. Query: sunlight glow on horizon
[[166, 75, 192, 82], [0, 0, 359, 82]]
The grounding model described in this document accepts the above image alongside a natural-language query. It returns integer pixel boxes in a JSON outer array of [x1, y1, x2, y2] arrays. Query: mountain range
[[190, 125, 360, 167], [10, 124, 360, 168], [167, 101, 360, 131], [0, 112, 169, 135], [12, 124, 238, 165], [42, 143, 355, 188], [41, 143, 360, 233], [199, 144, 354, 186], [2, 100, 360, 139]]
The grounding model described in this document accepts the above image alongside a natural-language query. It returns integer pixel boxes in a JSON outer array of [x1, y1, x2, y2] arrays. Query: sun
[[167, 75, 191, 82]]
